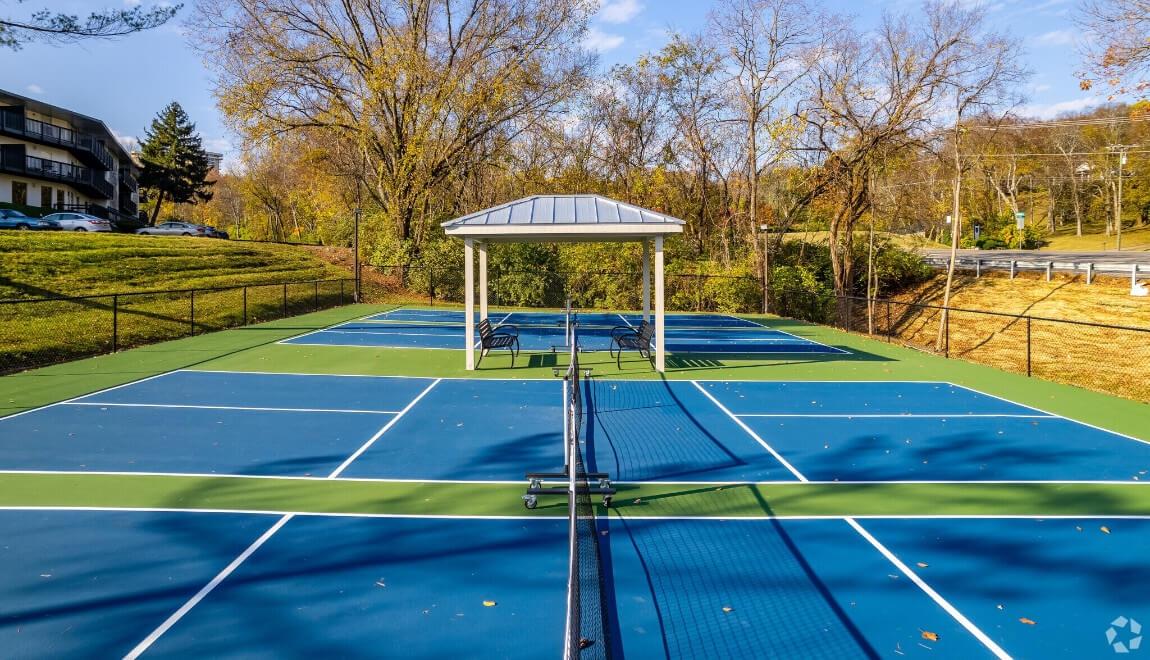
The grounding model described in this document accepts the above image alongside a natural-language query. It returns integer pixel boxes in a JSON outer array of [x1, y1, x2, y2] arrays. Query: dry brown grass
[[866, 272, 1150, 402]]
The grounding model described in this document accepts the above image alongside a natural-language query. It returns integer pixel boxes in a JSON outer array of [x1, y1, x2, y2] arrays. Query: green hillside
[[0, 233, 348, 300]]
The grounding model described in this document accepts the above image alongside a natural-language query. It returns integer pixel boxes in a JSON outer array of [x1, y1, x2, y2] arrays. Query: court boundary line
[[734, 413, 1053, 419], [61, 402, 400, 415], [690, 379, 1011, 660], [728, 314, 852, 354], [124, 377, 442, 657], [273, 308, 389, 345], [5, 506, 1148, 522], [948, 382, 1150, 448], [1, 470, 1144, 486], [0, 371, 178, 422]]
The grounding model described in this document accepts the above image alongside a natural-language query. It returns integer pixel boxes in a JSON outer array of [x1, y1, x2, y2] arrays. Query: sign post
[[1014, 211, 1025, 249]]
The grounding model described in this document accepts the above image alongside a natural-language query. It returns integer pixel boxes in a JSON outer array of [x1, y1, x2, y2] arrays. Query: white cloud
[[1019, 96, 1103, 119], [26, 84, 43, 94], [1033, 29, 1076, 46], [598, 0, 643, 24], [111, 129, 140, 152], [583, 27, 625, 53], [1029, 83, 1052, 94], [123, 0, 142, 6]]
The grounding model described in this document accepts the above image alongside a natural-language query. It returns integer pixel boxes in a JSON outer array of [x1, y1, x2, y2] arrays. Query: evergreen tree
[[139, 102, 214, 224]]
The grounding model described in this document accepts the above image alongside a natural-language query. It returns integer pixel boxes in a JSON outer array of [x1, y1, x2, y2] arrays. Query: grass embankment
[[778, 230, 948, 250], [883, 271, 1150, 402], [1041, 223, 1150, 251], [0, 233, 352, 373]]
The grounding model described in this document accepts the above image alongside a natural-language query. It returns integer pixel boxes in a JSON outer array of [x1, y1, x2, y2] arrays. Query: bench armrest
[[492, 323, 518, 337]]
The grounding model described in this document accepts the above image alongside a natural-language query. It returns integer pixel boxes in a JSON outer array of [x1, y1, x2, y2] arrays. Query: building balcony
[[118, 168, 138, 191], [0, 108, 114, 171], [0, 151, 114, 199]]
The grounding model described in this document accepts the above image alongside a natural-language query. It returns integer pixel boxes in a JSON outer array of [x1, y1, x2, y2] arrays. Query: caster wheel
[[523, 496, 538, 510]]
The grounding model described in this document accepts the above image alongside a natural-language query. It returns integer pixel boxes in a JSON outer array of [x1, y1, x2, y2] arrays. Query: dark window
[[40, 186, 52, 209], [12, 181, 27, 206], [55, 188, 64, 209]]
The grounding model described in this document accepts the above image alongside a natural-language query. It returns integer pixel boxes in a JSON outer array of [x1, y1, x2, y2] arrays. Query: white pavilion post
[[478, 241, 488, 321], [464, 238, 475, 370], [654, 235, 665, 372], [642, 239, 651, 322]]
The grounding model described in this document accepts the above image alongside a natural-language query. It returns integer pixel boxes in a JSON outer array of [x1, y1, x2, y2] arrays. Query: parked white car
[[136, 221, 209, 237], [41, 212, 113, 232]]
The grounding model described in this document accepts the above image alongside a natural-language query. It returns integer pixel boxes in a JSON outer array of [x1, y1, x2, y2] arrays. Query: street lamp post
[[354, 206, 361, 303], [1107, 144, 1138, 251]]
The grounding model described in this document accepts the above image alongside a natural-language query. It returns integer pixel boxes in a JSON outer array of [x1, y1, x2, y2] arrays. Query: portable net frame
[[563, 319, 612, 660]]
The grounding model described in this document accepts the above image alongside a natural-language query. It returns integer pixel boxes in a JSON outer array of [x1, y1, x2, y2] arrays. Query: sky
[[0, 0, 1105, 172]]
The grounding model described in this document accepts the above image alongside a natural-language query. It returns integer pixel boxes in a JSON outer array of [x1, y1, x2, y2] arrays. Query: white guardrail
[[922, 255, 1145, 288]]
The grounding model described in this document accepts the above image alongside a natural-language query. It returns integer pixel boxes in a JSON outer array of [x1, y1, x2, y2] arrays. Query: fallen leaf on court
[[1101, 526, 1111, 534], [921, 630, 940, 642], [483, 600, 497, 607], [1019, 618, 1036, 625], [997, 605, 1004, 610], [1075, 526, 1083, 532], [633, 498, 641, 504], [916, 562, 929, 568], [375, 580, 386, 587], [722, 606, 733, 613]]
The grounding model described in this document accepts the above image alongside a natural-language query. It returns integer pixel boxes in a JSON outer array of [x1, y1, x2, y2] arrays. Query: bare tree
[[0, 3, 179, 49], [194, 0, 595, 250], [1076, 0, 1150, 98]]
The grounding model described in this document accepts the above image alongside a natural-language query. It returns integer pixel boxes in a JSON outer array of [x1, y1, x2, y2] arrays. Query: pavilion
[[441, 194, 685, 372]]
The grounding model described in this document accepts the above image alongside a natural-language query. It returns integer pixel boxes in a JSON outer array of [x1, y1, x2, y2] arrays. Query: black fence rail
[[359, 263, 763, 313], [0, 278, 356, 374], [773, 288, 1150, 403]]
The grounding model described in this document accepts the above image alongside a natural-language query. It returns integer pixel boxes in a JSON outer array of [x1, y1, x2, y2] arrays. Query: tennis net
[[564, 320, 612, 660]]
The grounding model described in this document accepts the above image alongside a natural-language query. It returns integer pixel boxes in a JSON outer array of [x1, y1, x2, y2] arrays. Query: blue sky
[[0, 0, 1103, 171]]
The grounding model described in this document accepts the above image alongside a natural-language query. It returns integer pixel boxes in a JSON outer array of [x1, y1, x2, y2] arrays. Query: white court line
[[948, 382, 1150, 448], [125, 378, 443, 658], [734, 413, 1052, 419], [274, 308, 394, 345], [0, 469, 528, 483], [2, 470, 1143, 487], [182, 369, 559, 381], [5, 506, 1150, 522], [321, 329, 459, 338], [728, 314, 852, 354], [62, 402, 399, 415], [690, 379, 1012, 660], [0, 371, 178, 423]]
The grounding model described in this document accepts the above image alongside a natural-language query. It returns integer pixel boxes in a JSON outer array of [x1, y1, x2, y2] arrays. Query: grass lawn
[[1041, 223, 1150, 251], [0, 233, 353, 373]]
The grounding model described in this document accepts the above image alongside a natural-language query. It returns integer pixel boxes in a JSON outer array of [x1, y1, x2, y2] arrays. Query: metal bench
[[609, 320, 655, 368], [477, 317, 519, 367]]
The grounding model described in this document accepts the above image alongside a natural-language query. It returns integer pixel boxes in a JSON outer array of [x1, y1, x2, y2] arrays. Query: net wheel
[[523, 495, 538, 510], [602, 496, 612, 508]]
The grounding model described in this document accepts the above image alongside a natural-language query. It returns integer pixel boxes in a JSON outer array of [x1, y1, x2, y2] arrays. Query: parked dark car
[[0, 209, 60, 231], [203, 225, 229, 239]]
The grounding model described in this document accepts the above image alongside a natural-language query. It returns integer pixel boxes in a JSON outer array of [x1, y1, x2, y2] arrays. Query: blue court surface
[[4, 509, 1148, 658], [3, 369, 1150, 657], [281, 308, 846, 354]]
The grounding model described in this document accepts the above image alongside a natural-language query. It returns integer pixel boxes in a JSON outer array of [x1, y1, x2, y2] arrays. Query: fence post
[[282, 283, 288, 318], [314, 280, 319, 311], [1087, 262, 1094, 284], [1009, 260, 1016, 279], [243, 286, 248, 325], [339, 280, 345, 306], [1026, 316, 1032, 377], [1133, 264, 1139, 289], [1046, 262, 1053, 282], [189, 290, 196, 336], [885, 299, 893, 342], [429, 266, 436, 307], [112, 294, 119, 352], [975, 259, 981, 278], [944, 310, 950, 358]]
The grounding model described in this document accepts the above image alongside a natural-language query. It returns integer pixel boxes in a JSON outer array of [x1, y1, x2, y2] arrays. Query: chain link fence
[[774, 288, 1150, 403], [1, 278, 355, 374]]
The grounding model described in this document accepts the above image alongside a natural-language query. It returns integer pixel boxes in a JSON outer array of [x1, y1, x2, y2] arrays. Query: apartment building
[[0, 89, 139, 223]]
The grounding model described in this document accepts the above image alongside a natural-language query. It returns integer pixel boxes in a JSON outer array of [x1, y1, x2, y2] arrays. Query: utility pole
[[1108, 144, 1138, 251]]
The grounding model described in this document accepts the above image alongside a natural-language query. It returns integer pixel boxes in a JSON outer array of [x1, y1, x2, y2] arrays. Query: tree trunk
[[148, 190, 166, 225], [937, 138, 963, 352]]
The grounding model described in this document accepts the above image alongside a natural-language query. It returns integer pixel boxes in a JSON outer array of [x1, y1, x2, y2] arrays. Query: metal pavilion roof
[[440, 195, 684, 242]]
